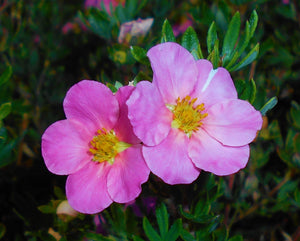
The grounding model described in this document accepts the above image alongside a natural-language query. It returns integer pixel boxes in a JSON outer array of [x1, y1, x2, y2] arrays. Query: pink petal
[[203, 99, 263, 146], [41, 119, 92, 175], [66, 161, 113, 214], [147, 42, 198, 104], [192, 60, 237, 108], [143, 129, 200, 185], [107, 145, 150, 203], [114, 86, 140, 144], [127, 81, 173, 146], [63, 80, 119, 132], [189, 129, 250, 175]]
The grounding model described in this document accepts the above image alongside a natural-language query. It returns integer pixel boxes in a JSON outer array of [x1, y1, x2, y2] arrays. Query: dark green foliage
[[0, 0, 300, 240]]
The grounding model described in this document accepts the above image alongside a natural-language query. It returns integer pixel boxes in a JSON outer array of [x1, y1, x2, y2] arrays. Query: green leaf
[[181, 27, 200, 53], [143, 217, 162, 241], [230, 43, 259, 71], [165, 219, 182, 241], [38, 205, 56, 214], [208, 39, 219, 68], [260, 97, 278, 116], [290, 101, 300, 129], [0, 102, 11, 120], [0, 223, 6, 239], [156, 203, 169, 238], [84, 232, 116, 241], [207, 22, 218, 54], [130, 46, 150, 65], [191, 44, 204, 60], [249, 10, 258, 39], [239, 79, 256, 104], [228, 235, 243, 241], [114, 81, 123, 90], [222, 12, 241, 63], [180, 229, 196, 241], [293, 133, 300, 153], [161, 19, 176, 43], [0, 65, 12, 86], [133, 236, 145, 241]]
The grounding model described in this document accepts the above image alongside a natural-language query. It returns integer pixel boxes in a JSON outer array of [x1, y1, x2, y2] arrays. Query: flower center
[[166, 96, 208, 138], [89, 128, 131, 164]]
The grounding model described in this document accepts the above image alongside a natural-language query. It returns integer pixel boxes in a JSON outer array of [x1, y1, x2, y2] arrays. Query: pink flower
[[42, 80, 150, 214], [282, 0, 289, 4], [127, 42, 263, 185]]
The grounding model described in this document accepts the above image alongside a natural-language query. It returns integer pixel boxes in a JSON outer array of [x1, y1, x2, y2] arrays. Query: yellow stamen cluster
[[89, 128, 131, 164], [167, 96, 208, 138]]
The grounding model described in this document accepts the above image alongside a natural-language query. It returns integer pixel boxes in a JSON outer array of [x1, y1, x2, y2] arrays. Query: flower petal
[[63, 80, 119, 131], [127, 81, 172, 146], [66, 161, 113, 214], [192, 60, 237, 108], [189, 129, 250, 175], [143, 129, 200, 185], [114, 86, 140, 144], [41, 119, 92, 175], [203, 99, 263, 146], [107, 145, 150, 203], [147, 42, 198, 104]]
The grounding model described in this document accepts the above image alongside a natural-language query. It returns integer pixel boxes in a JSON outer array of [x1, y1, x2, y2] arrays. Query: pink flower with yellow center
[[127, 42, 263, 185], [41, 80, 150, 214]]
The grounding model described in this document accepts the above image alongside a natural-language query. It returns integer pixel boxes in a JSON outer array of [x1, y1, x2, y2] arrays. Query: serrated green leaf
[[0, 102, 11, 120], [260, 97, 278, 116], [207, 22, 218, 54], [130, 46, 150, 65], [156, 203, 169, 238], [143, 217, 162, 241], [0, 65, 12, 86], [222, 12, 241, 63], [165, 219, 182, 241], [161, 19, 176, 43], [181, 27, 199, 53], [230, 43, 259, 71]]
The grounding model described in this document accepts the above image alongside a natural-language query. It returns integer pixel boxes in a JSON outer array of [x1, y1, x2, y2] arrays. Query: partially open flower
[[56, 200, 79, 218], [118, 18, 154, 44], [127, 42, 263, 185], [42, 80, 150, 214]]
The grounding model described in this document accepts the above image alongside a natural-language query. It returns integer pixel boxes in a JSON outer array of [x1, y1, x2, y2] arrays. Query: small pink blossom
[[282, 0, 289, 4], [127, 42, 263, 185], [118, 18, 153, 44], [42, 80, 150, 214], [172, 16, 193, 37]]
